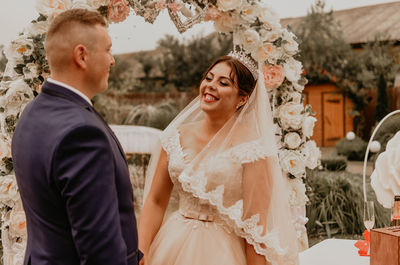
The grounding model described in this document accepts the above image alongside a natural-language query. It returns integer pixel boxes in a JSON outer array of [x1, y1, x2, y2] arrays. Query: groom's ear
[[73, 44, 89, 70]]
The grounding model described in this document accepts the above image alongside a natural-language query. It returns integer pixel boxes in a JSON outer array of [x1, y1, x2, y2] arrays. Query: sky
[[0, 0, 398, 54]]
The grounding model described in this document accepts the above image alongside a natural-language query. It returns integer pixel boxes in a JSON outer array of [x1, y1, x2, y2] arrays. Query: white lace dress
[[147, 130, 247, 265]]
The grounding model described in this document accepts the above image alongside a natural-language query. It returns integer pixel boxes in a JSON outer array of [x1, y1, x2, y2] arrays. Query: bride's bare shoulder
[[178, 121, 202, 138]]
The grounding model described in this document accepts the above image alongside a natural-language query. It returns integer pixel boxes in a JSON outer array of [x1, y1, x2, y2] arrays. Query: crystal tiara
[[228, 51, 258, 80]]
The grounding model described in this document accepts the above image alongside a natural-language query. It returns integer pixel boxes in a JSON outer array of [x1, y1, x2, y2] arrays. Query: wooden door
[[322, 92, 345, 146]]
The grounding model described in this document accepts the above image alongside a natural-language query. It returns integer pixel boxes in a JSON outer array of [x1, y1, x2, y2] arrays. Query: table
[[300, 239, 370, 265]]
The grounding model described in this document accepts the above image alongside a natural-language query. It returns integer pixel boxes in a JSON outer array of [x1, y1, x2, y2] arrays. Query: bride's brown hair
[[200, 56, 257, 97]]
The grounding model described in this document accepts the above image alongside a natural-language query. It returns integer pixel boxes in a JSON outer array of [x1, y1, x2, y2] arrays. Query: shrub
[[373, 113, 400, 153], [321, 155, 347, 171], [336, 136, 367, 161], [123, 101, 178, 130], [306, 169, 390, 237]]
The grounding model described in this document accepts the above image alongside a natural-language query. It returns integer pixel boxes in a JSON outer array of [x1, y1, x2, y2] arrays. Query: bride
[[138, 51, 299, 265]]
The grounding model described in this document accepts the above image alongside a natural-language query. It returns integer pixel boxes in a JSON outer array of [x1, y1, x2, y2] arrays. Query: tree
[[295, 0, 352, 84], [136, 52, 156, 79], [157, 33, 232, 91], [375, 74, 390, 121]]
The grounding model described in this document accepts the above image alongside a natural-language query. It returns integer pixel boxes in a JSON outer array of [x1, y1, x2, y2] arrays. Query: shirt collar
[[47, 78, 93, 106]]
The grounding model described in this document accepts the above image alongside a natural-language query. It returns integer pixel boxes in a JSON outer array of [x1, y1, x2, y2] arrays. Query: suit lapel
[[89, 107, 127, 161], [41, 81, 127, 161]]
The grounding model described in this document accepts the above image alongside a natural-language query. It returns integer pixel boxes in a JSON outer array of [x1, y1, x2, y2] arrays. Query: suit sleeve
[[53, 125, 127, 265]]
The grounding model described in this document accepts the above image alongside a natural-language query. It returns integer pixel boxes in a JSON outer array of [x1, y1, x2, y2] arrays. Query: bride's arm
[[138, 148, 173, 262], [242, 158, 275, 265], [245, 244, 271, 265]]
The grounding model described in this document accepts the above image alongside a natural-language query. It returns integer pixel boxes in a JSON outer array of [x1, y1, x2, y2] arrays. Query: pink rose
[[262, 64, 284, 90], [167, 2, 182, 13], [204, 7, 222, 21], [108, 0, 130, 23], [155, 0, 165, 11]]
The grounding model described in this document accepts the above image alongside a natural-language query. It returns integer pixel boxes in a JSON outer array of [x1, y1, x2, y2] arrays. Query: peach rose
[[214, 12, 240, 33], [262, 64, 284, 90], [204, 7, 222, 21], [108, 0, 130, 23], [9, 208, 27, 238]]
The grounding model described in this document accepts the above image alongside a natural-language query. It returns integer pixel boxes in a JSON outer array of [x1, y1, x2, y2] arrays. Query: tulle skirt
[[148, 211, 246, 265]]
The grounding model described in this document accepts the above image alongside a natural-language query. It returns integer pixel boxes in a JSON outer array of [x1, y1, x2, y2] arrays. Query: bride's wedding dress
[[148, 129, 247, 265], [145, 72, 299, 265]]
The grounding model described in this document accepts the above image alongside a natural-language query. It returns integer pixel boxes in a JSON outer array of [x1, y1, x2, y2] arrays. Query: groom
[[12, 9, 142, 265]]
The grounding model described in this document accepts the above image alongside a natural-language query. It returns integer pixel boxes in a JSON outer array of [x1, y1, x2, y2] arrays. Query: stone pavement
[[320, 147, 374, 176]]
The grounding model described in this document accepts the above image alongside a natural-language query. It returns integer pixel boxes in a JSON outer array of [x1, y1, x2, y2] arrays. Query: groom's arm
[[53, 125, 127, 265]]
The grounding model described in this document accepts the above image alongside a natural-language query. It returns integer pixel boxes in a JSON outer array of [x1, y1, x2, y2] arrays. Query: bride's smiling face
[[199, 62, 246, 118]]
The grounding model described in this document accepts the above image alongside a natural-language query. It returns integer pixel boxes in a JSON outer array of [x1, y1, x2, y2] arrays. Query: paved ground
[[320, 147, 374, 176]]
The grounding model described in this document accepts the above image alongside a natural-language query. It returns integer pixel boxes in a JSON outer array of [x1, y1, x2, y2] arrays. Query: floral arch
[[0, 0, 319, 263]]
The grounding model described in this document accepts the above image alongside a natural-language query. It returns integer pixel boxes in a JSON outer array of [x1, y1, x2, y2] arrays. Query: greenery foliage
[[375, 74, 390, 122], [296, 0, 399, 129], [321, 155, 347, 171], [306, 169, 390, 237], [295, 0, 351, 85], [373, 113, 400, 153], [336, 136, 368, 161], [156, 33, 232, 92], [123, 101, 178, 130]]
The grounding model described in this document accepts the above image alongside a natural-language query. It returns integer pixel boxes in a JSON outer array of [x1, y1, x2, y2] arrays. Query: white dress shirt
[[47, 78, 93, 106]]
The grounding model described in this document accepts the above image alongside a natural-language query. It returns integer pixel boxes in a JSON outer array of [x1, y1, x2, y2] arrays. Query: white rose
[[260, 29, 280, 42], [282, 91, 302, 104], [282, 29, 299, 55], [371, 131, 400, 208], [23, 63, 38, 80], [71, 0, 93, 10], [36, 0, 72, 19], [284, 132, 302, 149], [0, 137, 11, 158], [291, 206, 309, 239], [279, 149, 306, 178], [278, 102, 304, 130], [240, 4, 257, 23], [288, 179, 308, 207], [24, 20, 50, 37], [0, 175, 20, 204], [87, 0, 110, 9], [214, 12, 240, 33], [7, 240, 26, 265], [5, 37, 34, 63], [301, 140, 321, 169], [283, 57, 303, 83], [258, 4, 281, 30], [302, 116, 317, 138], [292, 81, 304, 92], [5, 79, 34, 116], [251, 42, 282, 64], [217, 0, 242, 12], [239, 29, 260, 53], [9, 208, 27, 238]]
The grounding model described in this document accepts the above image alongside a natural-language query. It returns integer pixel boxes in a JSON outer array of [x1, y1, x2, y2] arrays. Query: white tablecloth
[[300, 239, 370, 265]]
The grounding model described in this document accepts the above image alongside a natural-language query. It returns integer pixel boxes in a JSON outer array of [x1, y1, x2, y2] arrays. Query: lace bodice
[[161, 129, 222, 221], [160, 129, 271, 221], [159, 129, 298, 265]]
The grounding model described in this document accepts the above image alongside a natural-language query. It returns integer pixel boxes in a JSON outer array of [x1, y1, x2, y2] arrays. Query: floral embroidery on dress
[[160, 129, 299, 265]]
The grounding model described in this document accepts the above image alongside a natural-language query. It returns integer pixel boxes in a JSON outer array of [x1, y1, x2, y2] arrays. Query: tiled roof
[[281, 1, 400, 44]]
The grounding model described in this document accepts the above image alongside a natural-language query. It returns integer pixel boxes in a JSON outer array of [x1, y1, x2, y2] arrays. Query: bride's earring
[[236, 104, 241, 110]]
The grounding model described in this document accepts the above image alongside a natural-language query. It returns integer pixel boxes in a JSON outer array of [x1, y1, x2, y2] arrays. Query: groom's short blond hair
[[45, 9, 107, 72]]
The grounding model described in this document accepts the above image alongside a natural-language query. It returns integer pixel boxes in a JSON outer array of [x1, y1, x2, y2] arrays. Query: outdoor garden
[[0, 0, 399, 262]]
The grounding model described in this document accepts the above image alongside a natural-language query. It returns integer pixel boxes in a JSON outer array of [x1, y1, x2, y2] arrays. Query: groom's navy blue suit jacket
[[12, 81, 142, 265]]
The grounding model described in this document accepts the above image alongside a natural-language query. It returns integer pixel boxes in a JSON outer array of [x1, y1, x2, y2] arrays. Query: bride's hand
[[139, 255, 148, 265]]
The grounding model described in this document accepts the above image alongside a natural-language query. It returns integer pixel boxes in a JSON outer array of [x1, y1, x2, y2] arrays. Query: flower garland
[[0, 0, 320, 262]]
